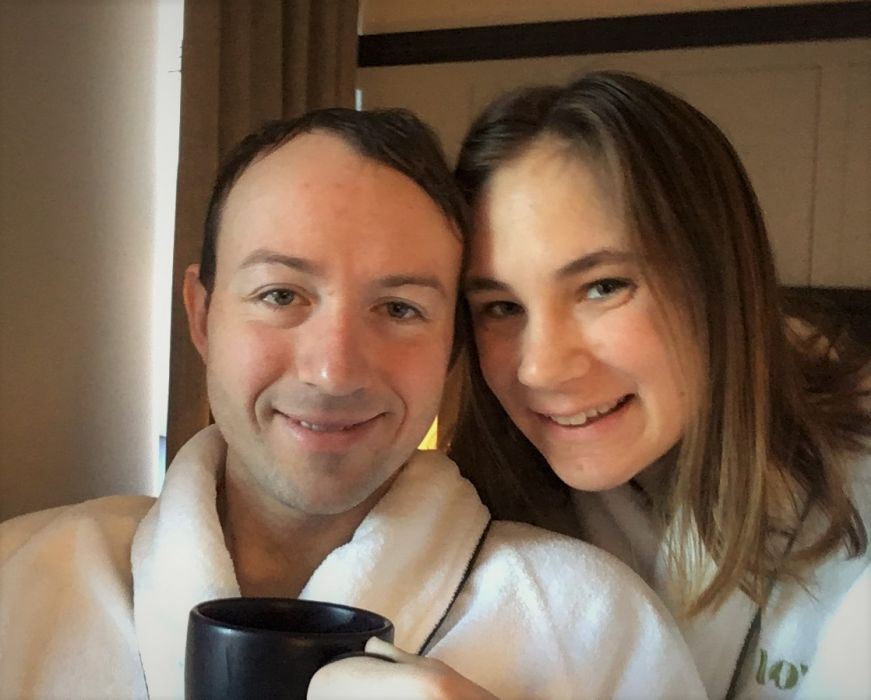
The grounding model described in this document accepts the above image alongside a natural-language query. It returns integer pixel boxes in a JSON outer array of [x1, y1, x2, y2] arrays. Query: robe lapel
[[131, 426, 240, 699], [300, 450, 490, 653], [131, 435, 489, 697]]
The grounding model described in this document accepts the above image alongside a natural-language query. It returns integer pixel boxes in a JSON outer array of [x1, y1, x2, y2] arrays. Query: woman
[[449, 71, 870, 699]]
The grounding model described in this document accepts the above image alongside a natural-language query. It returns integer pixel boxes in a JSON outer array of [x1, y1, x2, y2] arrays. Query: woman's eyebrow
[[463, 277, 511, 294], [555, 249, 635, 279], [464, 249, 635, 293]]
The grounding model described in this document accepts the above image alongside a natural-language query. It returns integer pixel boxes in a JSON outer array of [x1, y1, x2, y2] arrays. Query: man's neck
[[217, 460, 390, 598]]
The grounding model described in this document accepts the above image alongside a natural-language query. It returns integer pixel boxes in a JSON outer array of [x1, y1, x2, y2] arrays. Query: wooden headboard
[[784, 286, 871, 348]]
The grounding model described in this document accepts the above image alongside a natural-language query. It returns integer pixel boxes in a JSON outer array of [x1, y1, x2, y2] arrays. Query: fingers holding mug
[[308, 637, 500, 700]]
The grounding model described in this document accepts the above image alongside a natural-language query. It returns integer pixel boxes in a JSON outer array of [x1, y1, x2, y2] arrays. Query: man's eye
[[384, 301, 422, 320], [586, 279, 630, 300], [482, 301, 523, 318], [260, 289, 296, 306]]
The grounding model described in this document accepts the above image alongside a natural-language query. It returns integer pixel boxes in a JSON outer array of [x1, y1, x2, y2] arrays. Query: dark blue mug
[[185, 597, 395, 700]]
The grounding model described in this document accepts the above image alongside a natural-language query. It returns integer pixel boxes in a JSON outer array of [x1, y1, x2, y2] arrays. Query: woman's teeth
[[547, 396, 629, 426]]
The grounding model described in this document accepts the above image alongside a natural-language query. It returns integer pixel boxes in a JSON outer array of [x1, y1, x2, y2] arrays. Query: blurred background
[[1, 0, 867, 521]]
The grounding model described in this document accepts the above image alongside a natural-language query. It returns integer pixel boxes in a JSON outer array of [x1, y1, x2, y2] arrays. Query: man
[[0, 109, 704, 698]]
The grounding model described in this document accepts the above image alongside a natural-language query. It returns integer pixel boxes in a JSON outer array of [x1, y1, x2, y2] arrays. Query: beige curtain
[[166, 0, 359, 463]]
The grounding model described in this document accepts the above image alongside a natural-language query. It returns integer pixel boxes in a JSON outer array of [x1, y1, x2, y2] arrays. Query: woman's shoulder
[[847, 447, 871, 526], [795, 565, 871, 698], [789, 448, 871, 603], [480, 518, 665, 605]]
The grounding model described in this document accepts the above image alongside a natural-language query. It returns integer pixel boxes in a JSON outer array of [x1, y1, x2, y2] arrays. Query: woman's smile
[[467, 137, 688, 491]]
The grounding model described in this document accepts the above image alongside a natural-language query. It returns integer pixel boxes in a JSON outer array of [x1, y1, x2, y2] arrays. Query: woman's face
[[465, 138, 690, 492]]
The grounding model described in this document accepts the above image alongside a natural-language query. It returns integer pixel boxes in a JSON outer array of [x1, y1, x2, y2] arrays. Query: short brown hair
[[199, 107, 469, 293]]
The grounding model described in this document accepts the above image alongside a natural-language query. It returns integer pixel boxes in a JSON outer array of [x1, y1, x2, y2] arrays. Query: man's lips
[[270, 410, 387, 452], [276, 411, 384, 433]]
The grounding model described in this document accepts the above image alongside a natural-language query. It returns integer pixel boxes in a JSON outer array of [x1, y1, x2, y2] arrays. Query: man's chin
[[272, 467, 398, 518], [283, 487, 385, 518]]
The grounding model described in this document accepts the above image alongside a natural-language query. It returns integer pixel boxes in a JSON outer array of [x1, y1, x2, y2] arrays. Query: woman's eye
[[384, 301, 423, 321], [586, 278, 630, 300], [260, 289, 297, 306], [482, 301, 523, 318]]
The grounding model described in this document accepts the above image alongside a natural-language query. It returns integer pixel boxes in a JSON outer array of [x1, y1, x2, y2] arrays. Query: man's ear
[[183, 264, 209, 362]]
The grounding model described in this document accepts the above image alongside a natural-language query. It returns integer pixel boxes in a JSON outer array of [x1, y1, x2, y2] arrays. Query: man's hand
[[308, 637, 500, 699]]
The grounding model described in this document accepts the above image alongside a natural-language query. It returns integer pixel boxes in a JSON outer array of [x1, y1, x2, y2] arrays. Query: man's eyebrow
[[238, 249, 322, 275], [375, 275, 448, 297]]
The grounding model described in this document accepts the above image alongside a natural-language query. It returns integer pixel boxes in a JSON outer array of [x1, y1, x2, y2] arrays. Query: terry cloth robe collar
[[131, 425, 490, 699], [573, 485, 758, 699]]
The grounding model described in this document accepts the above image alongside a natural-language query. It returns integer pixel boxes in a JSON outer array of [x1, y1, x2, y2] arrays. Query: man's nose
[[295, 308, 373, 397], [517, 315, 592, 390]]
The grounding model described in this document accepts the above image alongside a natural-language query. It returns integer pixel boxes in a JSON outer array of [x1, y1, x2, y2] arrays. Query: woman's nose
[[516, 316, 592, 390]]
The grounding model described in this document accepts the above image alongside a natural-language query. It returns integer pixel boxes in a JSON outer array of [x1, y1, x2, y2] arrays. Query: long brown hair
[[449, 71, 869, 615]]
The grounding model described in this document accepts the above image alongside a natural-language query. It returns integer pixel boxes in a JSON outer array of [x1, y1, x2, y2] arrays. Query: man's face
[[186, 132, 461, 516]]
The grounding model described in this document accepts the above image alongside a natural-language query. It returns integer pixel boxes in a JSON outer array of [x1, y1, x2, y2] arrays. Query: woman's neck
[[632, 446, 680, 508]]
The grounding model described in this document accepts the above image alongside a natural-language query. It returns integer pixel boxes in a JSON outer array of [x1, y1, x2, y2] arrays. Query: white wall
[[360, 39, 871, 288], [0, 0, 169, 520]]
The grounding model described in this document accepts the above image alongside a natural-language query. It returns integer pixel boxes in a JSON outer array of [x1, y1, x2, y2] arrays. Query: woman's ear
[[183, 264, 209, 362]]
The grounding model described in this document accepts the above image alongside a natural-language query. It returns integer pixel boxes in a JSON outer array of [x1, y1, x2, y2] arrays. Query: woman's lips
[[538, 394, 633, 428]]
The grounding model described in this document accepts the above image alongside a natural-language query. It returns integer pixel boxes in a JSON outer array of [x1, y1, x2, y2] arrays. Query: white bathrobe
[[574, 453, 871, 700], [0, 426, 704, 699]]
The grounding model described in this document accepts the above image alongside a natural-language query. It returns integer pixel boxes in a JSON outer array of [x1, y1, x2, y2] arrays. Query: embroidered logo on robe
[[755, 648, 809, 690]]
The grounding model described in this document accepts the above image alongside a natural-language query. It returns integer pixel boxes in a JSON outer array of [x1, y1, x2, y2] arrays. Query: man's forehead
[[229, 131, 365, 200], [214, 130, 460, 270], [220, 131, 453, 238]]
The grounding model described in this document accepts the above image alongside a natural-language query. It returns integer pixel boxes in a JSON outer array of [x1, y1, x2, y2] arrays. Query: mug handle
[[330, 650, 397, 664]]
